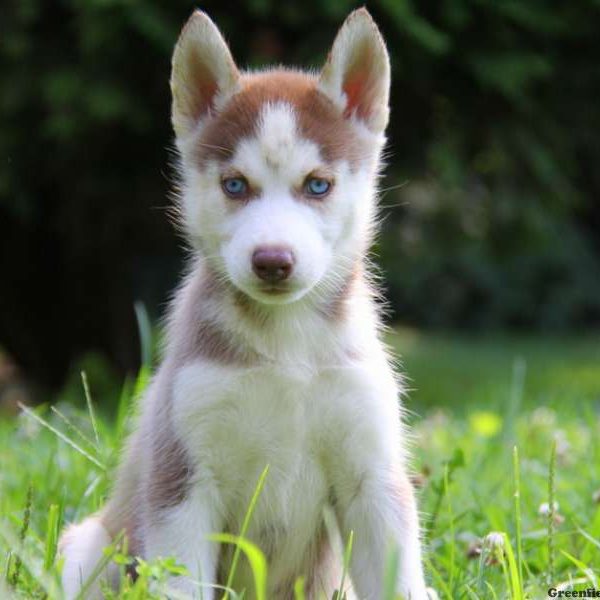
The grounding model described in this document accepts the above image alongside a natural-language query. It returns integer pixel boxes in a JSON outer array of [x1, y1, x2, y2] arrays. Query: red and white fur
[[59, 9, 428, 599]]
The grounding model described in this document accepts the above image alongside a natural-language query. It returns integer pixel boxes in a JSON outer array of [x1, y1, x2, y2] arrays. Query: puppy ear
[[170, 11, 240, 138], [319, 8, 390, 133]]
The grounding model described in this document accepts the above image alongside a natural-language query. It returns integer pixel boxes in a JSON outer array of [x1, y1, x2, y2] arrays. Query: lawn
[[1, 330, 599, 599]]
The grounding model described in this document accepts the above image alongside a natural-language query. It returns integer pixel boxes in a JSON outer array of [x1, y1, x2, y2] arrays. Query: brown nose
[[252, 247, 295, 282]]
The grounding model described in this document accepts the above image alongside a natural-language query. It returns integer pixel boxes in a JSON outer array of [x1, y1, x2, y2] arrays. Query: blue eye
[[222, 177, 248, 197], [305, 177, 331, 197]]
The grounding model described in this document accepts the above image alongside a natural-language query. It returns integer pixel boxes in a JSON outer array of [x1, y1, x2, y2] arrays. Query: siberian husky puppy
[[59, 8, 428, 599]]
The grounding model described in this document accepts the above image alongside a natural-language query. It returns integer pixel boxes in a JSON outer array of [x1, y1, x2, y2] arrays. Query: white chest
[[171, 362, 335, 524], [169, 355, 400, 570]]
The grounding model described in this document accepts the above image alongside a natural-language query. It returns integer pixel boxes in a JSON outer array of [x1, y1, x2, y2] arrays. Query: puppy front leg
[[329, 368, 427, 600], [144, 487, 222, 600], [335, 469, 427, 600]]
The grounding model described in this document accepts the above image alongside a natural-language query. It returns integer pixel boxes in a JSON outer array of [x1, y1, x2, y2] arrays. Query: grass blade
[[576, 527, 600, 551], [504, 357, 526, 441], [484, 581, 499, 600], [293, 576, 305, 600], [464, 583, 482, 600], [333, 529, 353, 600], [502, 532, 523, 600], [81, 371, 100, 447], [222, 465, 269, 599], [134, 300, 153, 368], [115, 376, 134, 439], [18, 403, 105, 470], [211, 534, 267, 600], [51, 405, 97, 449], [548, 439, 557, 586], [43, 504, 61, 571], [0, 518, 60, 597], [444, 463, 456, 592], [74, 531, 125, 600], [9, 484, 32, 587], [134, 365, 151, 403], [560, 550, 598, 588], [425, 556, 453, 600], [513, 446, 524, 592]]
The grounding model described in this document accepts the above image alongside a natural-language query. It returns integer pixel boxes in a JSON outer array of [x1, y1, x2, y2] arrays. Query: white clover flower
[[484, 531, 505, 550], [531, 407, 556, 427], [553, 430, 571, 457], [538, 501, 559, 516]]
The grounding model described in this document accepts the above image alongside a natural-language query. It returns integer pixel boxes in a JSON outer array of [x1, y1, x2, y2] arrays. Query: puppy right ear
[[170, 11, 240, 139], [319, 8, 390, 134]]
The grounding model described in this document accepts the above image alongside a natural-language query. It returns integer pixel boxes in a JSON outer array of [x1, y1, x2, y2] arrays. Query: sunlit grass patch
[[1, 332, 599, 598]]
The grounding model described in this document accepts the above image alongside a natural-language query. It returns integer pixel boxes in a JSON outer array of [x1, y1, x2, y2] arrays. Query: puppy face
[[171, 9, 390, 305]]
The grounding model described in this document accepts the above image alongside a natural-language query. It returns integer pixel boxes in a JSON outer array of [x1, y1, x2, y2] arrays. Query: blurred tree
[[0, 0, 599, 394], [376, 0, 600, 328]]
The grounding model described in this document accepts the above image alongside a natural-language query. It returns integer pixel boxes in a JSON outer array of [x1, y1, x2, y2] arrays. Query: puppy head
[[171, 9, 390, 306]]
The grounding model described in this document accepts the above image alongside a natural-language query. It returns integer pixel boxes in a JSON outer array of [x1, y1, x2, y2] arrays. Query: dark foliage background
[[1, 0, 599, 393]]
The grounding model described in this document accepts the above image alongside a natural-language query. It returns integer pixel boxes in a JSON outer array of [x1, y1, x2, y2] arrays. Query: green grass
[[1, 331, 599, 598]]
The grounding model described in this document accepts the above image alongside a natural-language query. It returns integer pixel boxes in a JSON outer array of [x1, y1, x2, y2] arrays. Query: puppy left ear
[[170, 10, 240, 139], [319, 8, 391, 133]]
